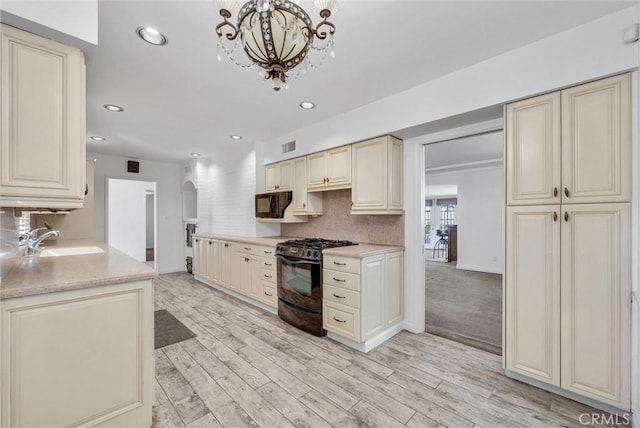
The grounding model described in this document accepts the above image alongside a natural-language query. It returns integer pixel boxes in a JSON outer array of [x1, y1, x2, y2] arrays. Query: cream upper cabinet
[[560, 203, 630, 408], [0, 24, 86, 208], [505, 93, 561, 205], [307, 146, 351, 191], [505, 205, 560, 386], [351, 136, 403, 215], [505, 73, 630, 206], [561, 74, 631, 204], [292, 157, 323, 215], [265, 160, 292, 191]]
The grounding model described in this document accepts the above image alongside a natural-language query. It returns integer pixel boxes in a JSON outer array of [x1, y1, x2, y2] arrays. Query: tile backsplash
[[281, 189, 404, 246]]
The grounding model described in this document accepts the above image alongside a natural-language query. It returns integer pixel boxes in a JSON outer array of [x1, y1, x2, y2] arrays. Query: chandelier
[[215, 0, 336, 91]]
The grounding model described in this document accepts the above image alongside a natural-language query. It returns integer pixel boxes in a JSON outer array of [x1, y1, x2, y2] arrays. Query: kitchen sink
[[39, 246, 105, 257]]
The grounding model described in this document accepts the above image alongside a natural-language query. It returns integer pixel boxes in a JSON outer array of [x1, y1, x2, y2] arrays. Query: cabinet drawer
[[238, 244, 275, 258], [261, 283, 277, 308], [323, 301, 360, 342], [259, 258, 276, 270], [324, 285, 360, 308], [258, 268, 276, 284], [323, 270, 360, 291], [324, 255, 360, 274]]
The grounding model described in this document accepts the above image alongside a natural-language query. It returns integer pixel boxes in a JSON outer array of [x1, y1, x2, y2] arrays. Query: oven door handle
[[276, 255, 321, 266]]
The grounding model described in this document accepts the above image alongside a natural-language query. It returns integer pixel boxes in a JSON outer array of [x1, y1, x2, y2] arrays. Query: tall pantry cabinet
[[504, 73, 631, 410]]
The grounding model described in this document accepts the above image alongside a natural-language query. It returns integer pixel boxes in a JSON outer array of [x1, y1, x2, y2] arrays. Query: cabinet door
[[218, 242, 232, 287], [0, 24, 86, 208], [505, 92, 561, 205], [307, 152, 327, 190], [560, 203, 630, 408], [505, 206, 560, 386], [204, 240, 215, 280], [326, 146, 351, 189], [361, 255, 384, 341], [265, 164, 278, 191], [352, 137, 387, 211], [1, 280, 153, 428], [387, 137, 403, 211], [561, 74, 630, 204], [192, 238, 207, 276], [292, 157, 307, 212], [385, 252, 403, 327], [278, 160, 293, 191], [237, 253, 253, 295]]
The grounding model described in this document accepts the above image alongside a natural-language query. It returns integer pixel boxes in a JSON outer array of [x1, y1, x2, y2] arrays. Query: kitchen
[[1, 1, 639, 427]]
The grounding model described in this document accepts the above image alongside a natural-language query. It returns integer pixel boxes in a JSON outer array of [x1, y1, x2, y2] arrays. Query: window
[[440, 204, 456, 227], [425, 204, 432, 244]]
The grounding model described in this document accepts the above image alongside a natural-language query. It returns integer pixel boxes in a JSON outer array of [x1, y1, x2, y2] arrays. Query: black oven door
[[276, 255, 322, 313]]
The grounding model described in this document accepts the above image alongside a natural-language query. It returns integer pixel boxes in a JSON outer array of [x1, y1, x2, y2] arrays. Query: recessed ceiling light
[[191, 153, 201, 157], [136, 26, 168, 46], [90, 136, 106, 141], [299, 101, 315, 109], [230, 135, 243, 140], [104, 104, 124, 112]]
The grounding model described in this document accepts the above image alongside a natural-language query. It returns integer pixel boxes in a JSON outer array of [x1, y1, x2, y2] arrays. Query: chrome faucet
[[25, 230, 61, 255]]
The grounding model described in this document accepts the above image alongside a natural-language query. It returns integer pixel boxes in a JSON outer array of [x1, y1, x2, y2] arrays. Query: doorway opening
[[424, 131, 504, 355], [107, 178, 157, 270]]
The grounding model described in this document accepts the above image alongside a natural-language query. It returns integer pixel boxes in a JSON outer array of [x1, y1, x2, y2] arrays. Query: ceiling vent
[[282, 140, 296, 154]]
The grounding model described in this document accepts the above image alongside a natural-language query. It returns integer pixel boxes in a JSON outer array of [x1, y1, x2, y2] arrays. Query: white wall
[[0, 0, 98, 46], [257, 6, 638, 337], [196, 142, 279, 237], [426, 166, 504, 274], [90, 152, 184, 273], [146, 193, 155, 249]]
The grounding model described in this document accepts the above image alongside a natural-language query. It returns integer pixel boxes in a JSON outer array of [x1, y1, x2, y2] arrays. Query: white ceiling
[[85, 1, 633, 163]]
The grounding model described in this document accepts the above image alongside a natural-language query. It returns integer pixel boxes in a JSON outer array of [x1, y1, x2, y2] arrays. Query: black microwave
[[255, 191, 292, 219]]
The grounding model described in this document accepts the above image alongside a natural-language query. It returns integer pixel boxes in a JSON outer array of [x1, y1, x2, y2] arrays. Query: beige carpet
[[425, 260, 502, 355]]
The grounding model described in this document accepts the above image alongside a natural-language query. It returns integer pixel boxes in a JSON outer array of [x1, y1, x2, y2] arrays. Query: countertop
[[323, 243, 404, 258], [192, 234, 404, 257], [1, 240, 157, 300]]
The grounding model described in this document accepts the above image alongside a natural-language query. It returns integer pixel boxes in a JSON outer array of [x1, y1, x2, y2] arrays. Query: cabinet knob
[[244, 247, 251, 251], [264, 274, 272, 279], [323, 177, 327, 183], [553, 187, 558, 197], [564, 187, 569, 197], [85, 184, 89, 196], [264, 292, 273, 297], [333, 277, 346, 283], [224, 243, 229, 248], [332, 293, 346, 299], [553, 212, 558, 222], [333, 317, 346, 323], [303, 203, 306, 208], [564, 212, 569, 222], [333, 261, 347, 266], [326, 177, 330, 183], [208, 241, 212, 245]]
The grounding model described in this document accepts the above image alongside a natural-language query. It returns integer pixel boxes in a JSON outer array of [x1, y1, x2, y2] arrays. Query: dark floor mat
[[154, 309, 196, 349]]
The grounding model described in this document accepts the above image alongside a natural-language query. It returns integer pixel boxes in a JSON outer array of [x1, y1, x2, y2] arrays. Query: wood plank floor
[[152, 272, 625, 428]]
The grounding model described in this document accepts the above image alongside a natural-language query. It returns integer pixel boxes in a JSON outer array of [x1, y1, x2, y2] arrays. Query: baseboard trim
[[505, 370, 632, 417], [327, 323, 404, 353], [157, 267, 187, 274], [455, 263, 502, 275]]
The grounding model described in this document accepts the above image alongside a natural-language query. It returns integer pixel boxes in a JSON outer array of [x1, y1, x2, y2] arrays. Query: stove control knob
[[314, 251, 319, 259]]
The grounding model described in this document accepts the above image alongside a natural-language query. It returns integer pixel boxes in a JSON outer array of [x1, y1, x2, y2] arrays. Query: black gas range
[[275, 238, 356, 261], [275, 238, 357, 336]]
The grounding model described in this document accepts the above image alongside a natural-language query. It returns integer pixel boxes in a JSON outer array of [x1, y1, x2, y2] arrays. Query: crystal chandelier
[[215, 0, 336, 91]]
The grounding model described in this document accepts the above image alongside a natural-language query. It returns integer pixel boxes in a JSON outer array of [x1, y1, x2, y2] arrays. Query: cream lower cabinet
[[0, 24, 87, 209], [195, 238, 277, 309], [505, 203, 630, 409], [192, 237, 210, 277], [323, 252, 403, 347], [351, 136, 403, 215], [1, 280, 154, 427]]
